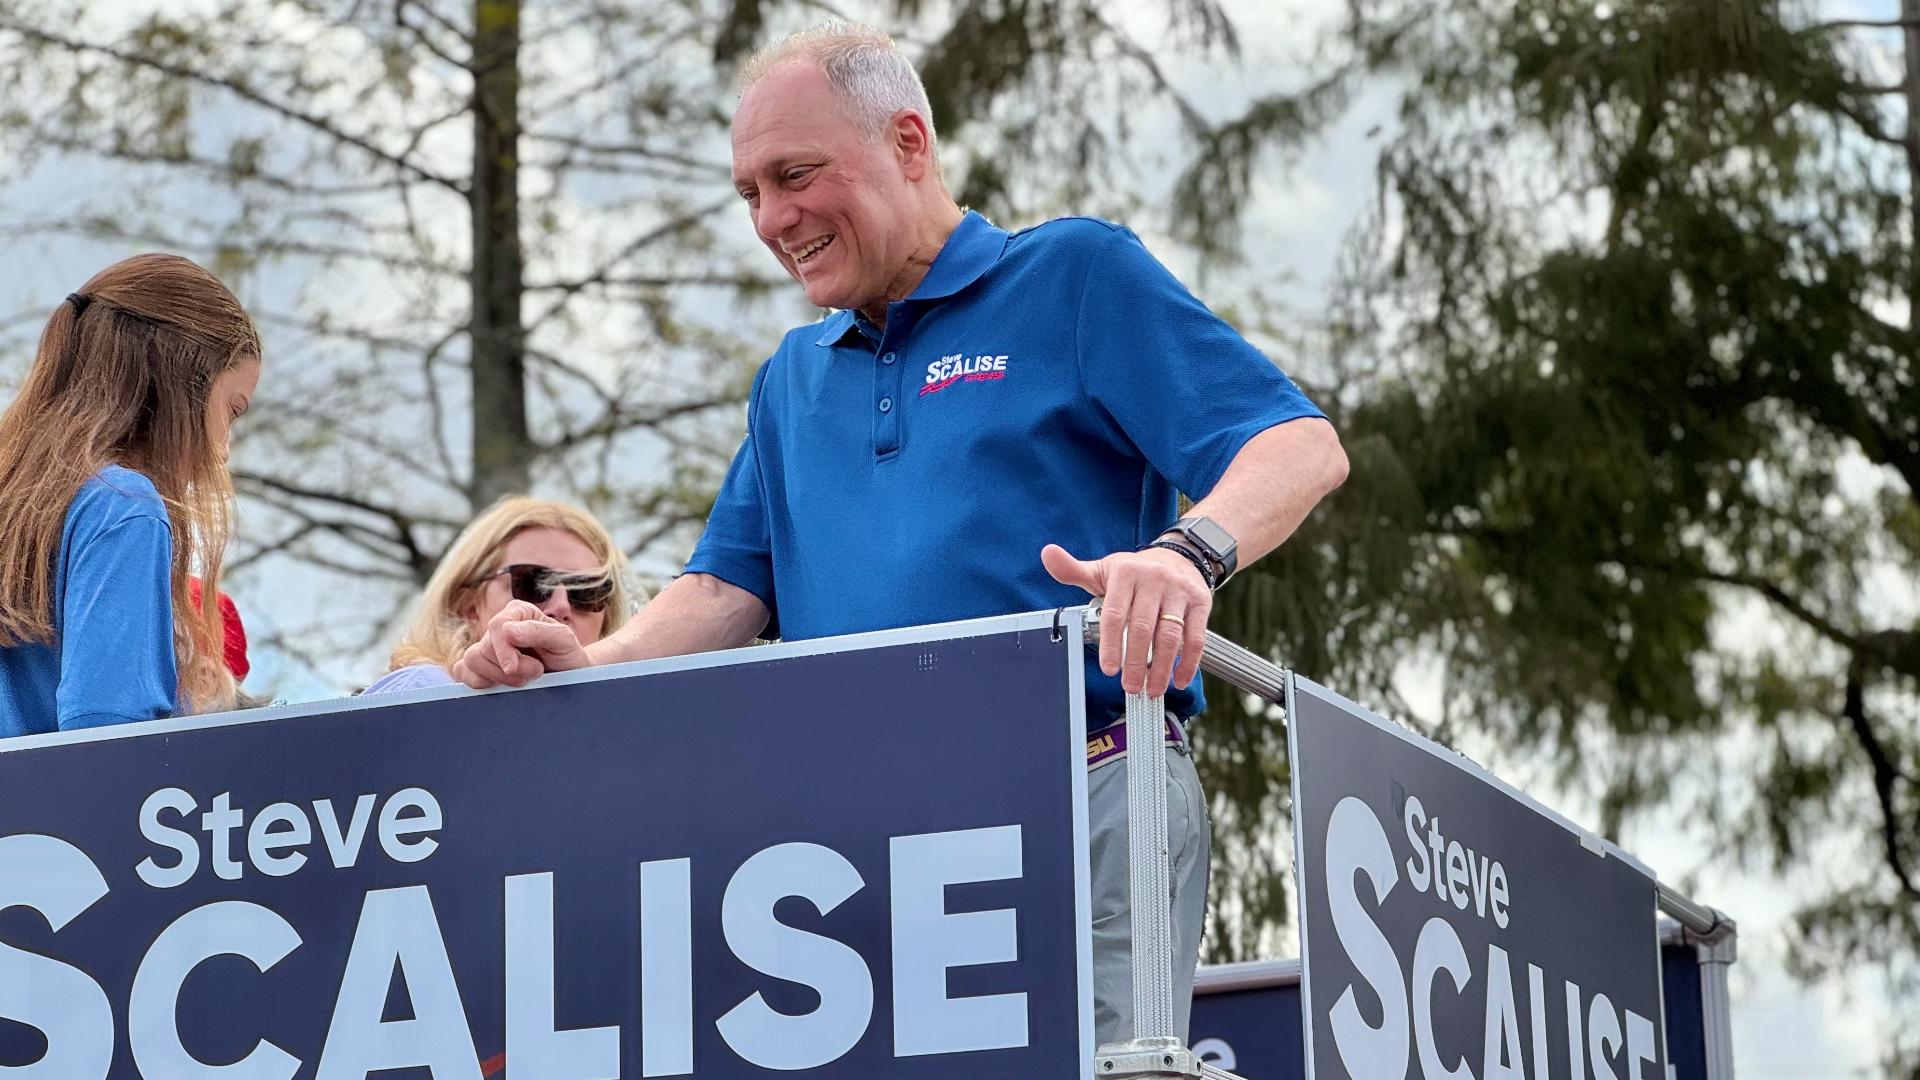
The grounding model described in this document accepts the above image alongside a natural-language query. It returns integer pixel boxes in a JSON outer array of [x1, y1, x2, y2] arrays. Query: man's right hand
[[452, 599, 595, 689]]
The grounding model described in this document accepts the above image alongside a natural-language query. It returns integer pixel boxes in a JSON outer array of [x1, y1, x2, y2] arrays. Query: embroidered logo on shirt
[[920, 352, 1009, 396]]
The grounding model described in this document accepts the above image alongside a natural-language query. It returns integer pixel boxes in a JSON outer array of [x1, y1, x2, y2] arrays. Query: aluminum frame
[[1081, 600, 1738, 1080]]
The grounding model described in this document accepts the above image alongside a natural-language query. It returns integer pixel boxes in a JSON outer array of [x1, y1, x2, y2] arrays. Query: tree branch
[[16, 129, 402, 197], [1842, 661, 1919, 898], [522, 193, 736, 334], [0, 19, 467, 194], [1693, 568, 1862, 653], [525, 270, 787, 293], [520, 131, 729, 174], [231, 470, 454, 577], [1799, 18, 1920, 33], [1829, 95, 1912, 147], [394, 0, 471, 69], [539, 393, 740, 456]]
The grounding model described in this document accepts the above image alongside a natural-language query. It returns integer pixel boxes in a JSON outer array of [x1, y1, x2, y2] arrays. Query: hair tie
[[66, 293, 91, 316]]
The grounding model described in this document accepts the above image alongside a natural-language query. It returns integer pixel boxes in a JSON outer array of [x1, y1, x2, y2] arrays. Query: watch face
[[1187, 517, 1236, 560]]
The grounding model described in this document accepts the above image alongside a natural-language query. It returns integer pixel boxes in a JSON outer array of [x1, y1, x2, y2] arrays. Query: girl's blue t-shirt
[[0, 465, 178, 737]]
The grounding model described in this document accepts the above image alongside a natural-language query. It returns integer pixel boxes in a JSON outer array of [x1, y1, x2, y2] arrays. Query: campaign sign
[[1187, 936, 1713, 1080], [0, 611, 1093, 1079], [1289, 676, 1666, 1080]]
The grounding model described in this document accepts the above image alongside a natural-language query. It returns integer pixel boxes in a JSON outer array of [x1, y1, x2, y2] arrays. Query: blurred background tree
[[0, 0, 1254, 677], [5, 0, 1915, 1070], [1196, 0, 1920, 1069]]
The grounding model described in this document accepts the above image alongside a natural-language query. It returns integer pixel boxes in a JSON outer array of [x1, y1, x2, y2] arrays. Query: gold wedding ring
[[1158, 613, 1186, 627]]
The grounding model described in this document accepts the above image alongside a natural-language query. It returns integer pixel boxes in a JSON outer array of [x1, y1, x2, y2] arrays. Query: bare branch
[[526, 270, 787, 293], [254, 311, 455, 358], [0, 19, 467, 194], [395, 0, 471, 69], [394, 0, 470, 44], [523, 194, 737, 334], [1799, 17, 1920, 33], [1843, 662, 1920, 898], [521, 131, 729, 174], [1694, 569, 1862, 652], [525, 346, 619, 410], [232, 470, 456, 579], [227, 521, 325, 574], [15, 129, 403, 197], [539, 393, 739, 456], [1829, 95, 1913, 147]]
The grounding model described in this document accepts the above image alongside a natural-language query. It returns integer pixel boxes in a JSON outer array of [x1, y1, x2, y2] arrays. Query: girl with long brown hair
[[0, 253, 262, 736]]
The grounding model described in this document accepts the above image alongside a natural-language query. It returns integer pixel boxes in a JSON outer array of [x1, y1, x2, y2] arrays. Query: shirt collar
[[813, 210, 1009, 347]]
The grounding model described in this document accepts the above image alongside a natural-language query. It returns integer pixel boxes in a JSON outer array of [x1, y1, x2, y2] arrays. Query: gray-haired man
[[459, 23, 1348, 1047]]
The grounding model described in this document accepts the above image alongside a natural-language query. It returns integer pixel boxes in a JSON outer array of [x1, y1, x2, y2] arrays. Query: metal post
[[1087, 602, 1247, 1079], [1686, 917, 1740, 1079], [1079, 601, 1736, 1079]]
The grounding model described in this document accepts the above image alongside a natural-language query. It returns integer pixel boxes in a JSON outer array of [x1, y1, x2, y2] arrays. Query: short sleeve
[[57, 516, 179, 729], [1074, 226, 1326, 498], [362, 663, 459, 696], [684, 362, 778, 634]]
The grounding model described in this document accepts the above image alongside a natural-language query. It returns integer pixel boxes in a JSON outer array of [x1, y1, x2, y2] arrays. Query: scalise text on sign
[[0, 791, 1036, 1079], [1324, 791, 1661, 1080]]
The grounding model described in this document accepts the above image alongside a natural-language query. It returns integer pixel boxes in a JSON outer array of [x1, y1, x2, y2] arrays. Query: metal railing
[[1081, 601, 1737, 1079]]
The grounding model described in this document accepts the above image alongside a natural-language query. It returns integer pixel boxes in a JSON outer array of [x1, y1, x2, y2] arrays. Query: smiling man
[[456, 22, 1348, 1048]]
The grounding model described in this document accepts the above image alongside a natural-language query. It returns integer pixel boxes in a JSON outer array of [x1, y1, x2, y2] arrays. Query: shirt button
[[878, 397, 893, 413], [881, 351, 897, 365]]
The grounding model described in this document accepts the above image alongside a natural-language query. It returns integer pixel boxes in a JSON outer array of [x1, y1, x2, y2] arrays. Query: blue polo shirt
[[686, 211, 1325, 726]]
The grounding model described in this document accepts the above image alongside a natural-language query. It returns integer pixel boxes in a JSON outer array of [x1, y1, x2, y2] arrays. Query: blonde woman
[[0, 254, 262, 735], [364, 497, 635, 694]]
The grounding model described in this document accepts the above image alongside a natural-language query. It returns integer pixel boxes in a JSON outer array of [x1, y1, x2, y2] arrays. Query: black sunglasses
[[472, 564, 615, 613]]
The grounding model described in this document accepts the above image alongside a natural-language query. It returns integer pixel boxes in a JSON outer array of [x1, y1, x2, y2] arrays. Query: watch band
[[1145, 540, 1218, 590], [1160, 516, 1238, 583]]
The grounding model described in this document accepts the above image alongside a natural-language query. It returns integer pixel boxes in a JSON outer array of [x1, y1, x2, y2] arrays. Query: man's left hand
[[1041, 543, 1211, 698]]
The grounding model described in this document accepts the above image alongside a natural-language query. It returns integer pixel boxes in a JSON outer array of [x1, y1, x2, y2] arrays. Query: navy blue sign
[[1188, 939, 1711, 1080], [0, 612, 1092, 1079], [1289, 677, 1667, 1080]]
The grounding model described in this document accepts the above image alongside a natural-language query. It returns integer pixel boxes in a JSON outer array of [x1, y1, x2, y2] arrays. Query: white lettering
[[1481, 944, 1525, 1080], [1490, 862, 1510, 929], [246, 803, 311, 878], [1194, 1038, 1237, 1069], [1404, 795, 1430, 893], [640, 858, 694, 1077], [0, 834, 114, 1080], [376, 787, 441, 864], [716, 842, 873, 1070], [129, 901, 302, 1080], [890, 825, 1027, 1056], [204, 792, 245, 881], [314, 794, 377, 869], [1445, 840, 1470, 911], [1529, 964, 1552, 1080], [1588, 992, 1623, 1080], [137, 787, 200, 889], [1625, 1009, 1659, 1080], [316, 886, 480, 1080], [506, 873, 619, 1079], [1413, 917, 1474, 1080], [1325, 797, 1409, 1079], [1565, 979, 1587, 1080]]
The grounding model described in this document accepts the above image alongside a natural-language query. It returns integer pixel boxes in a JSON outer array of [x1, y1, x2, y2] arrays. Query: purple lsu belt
[[1086, 716, 1185, 768]]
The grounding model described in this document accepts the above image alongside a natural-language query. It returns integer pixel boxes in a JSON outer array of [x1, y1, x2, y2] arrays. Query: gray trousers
[[1088, 739, 1211, 1047]]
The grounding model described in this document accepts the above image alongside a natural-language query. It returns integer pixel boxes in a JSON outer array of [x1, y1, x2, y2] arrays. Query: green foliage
[[1195, 0, 1920, 1065]]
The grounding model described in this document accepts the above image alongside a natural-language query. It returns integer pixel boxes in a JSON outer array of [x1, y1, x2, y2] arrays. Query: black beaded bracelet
[[1145, 539, 1218, 590]]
